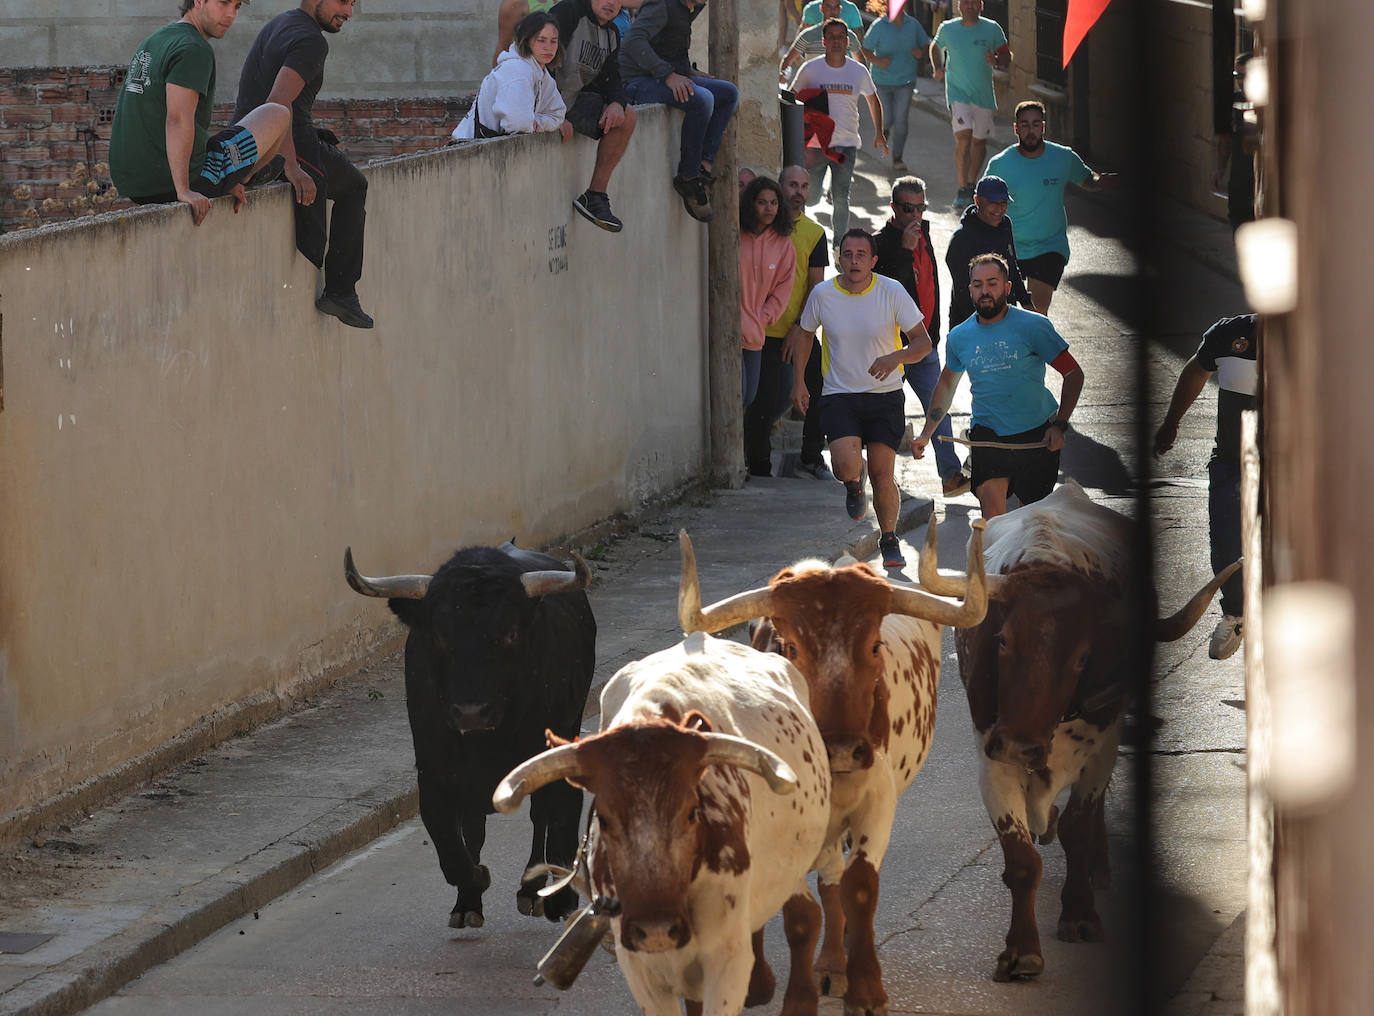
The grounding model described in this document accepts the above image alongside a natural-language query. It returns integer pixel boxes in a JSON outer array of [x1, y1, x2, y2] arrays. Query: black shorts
[[130, 124, 262, 205], [968, 421, 1060, 505], [819, 390, 906, 451], [566, 92, 606, 139], [1019, 251, 1068, 288]]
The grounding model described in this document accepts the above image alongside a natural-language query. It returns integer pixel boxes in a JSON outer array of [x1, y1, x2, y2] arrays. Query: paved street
[[56, 84, 1252, 1015]]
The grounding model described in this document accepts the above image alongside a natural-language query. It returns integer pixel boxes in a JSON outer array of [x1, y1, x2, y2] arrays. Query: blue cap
[[975, 176, 1012, 202]]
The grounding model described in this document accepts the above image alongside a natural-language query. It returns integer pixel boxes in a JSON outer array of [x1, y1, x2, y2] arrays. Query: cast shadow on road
[[1060, 428, 1134, 495]]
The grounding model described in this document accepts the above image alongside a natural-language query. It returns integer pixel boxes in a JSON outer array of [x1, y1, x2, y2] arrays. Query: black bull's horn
[[343, 547, 592, 601], [914, 516, 1242, 642], [492, 730, 799, 813], [676, 522, 988, 635]]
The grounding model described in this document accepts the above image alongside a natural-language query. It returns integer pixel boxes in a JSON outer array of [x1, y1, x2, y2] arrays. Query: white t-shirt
[[791, 56, 875, 148], [800, 274, 922, 395]]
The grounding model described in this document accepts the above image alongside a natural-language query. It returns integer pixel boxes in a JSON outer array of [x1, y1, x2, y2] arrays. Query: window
[[1035, 0, 1068, 87]]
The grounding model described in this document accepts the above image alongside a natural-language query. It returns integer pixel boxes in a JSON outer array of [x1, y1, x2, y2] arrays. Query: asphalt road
[[80, 82, 1248, 1016]]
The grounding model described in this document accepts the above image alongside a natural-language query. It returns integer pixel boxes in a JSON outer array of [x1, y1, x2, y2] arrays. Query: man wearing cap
[[911, 252, 1083, 518], [985, 99, 1118, 315], [930, 0, 1010, 209], [873, 175, 970, 497], [945, 174, 1033, 329]]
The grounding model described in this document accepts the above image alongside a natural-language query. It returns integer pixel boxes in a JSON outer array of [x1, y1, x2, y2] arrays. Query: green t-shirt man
[[110, 21, 216, 200]]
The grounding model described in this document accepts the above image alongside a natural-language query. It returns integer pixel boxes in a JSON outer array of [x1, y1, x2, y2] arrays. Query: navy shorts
[[566, 93, 606, 139], [1019, 251, 1068, 288], [968, 421, 1060, 505], [819, 390, 906, 451]]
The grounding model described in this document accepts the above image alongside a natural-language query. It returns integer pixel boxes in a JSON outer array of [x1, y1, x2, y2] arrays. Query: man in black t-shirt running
[[235, 0, 374, 328]]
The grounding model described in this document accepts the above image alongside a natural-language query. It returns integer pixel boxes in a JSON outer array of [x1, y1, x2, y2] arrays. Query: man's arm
[[164, 82, 210, 226], [871, 321, 933, 380], [265, 66, 316, 205], [782, 322, 819, 413], [865, 91, 886, 154], [1076, 168, 1120, 191], [1153, 358, 1212, 456], [911, 367, 962, 456], [1043, 355, 1084, 452]]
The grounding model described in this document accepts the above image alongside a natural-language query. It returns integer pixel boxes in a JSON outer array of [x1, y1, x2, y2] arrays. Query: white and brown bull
[[678, 527, 989, 1016], [917, 481, 1240, 982], [493, 631, 832, 1016]]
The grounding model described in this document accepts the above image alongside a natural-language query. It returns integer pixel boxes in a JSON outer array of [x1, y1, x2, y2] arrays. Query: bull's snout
[[447, 702, 502, 732], [620, 915, 691, 953], [824, 736, 875, 773], [985, 728, 1049, 771]]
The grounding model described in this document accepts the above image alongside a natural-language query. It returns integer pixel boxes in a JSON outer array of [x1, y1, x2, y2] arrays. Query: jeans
[[874, 82, 914, 161], [742, 347, 762, 408], [1208, 457, 1243, 616], [624, 75, 738, 180], [744, 336, 788, 474], [806, 145, 856, 240], [904, 347, 961, 479]]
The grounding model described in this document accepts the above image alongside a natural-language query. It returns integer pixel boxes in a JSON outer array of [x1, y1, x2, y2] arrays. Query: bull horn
[[918, 517, 1006, 599], [889, 519, 990, 628], [521, 551, 593, 598], [678, 530, 777, 634], [344, 547, 431, 600], [700, 732, 799, 795], [1156, 559, 1242, 642], [493, 742, 584, 813]]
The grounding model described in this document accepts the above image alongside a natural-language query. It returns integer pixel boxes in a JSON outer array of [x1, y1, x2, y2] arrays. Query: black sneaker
[[879, 533, 905, 568], [672, 174, 714, 222], [844, 479, 867, 521], [316, 291, 374, 329], [573, 189, 623, 232]]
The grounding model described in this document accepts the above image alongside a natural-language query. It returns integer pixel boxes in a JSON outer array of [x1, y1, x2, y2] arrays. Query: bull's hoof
[[448, 909, 485, 929], [516, 892, 546, 918], [744, 958, 776, 1007], [993, 948, 1043, 982], [815, 969, 848, 997], [1057, 915, 1103, 943], [842, 1002, 888, 1016]]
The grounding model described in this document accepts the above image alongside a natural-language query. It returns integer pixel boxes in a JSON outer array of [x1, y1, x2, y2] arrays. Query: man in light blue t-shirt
[[911, 253, 1084, 517], [986, 99, 1119, 315], [931, 0, 1009, 209], [863, 4, 930, 171]]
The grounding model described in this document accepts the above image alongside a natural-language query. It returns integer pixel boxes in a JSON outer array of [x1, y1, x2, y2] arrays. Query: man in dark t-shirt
[[234, 0, 374, 328], [1153, 313, 1258, 660], [110, 0, 291, 225]]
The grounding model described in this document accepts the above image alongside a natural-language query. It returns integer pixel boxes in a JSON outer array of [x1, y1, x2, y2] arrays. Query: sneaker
[[316, 291, 374, 329], [1208, 615, 1243, 660], [942, 471, 972, 497], [893, 157, 908, 171], [952, 185, 973, 209], [843, 479, 867, 521], [797, 458, 833, 481], [879, 533, 905, 568], [572, 190, 623, 232], [672, 174, 713, 222]]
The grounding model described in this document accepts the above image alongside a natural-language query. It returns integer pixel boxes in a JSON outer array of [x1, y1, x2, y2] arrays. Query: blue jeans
[[1208, 457, 1243, 616], [874, 83, 914, 162], [742, 348, 762, 407], [806, 145, 856, 240], [624, 75, 739, 180], [904, 347, 961, 479]]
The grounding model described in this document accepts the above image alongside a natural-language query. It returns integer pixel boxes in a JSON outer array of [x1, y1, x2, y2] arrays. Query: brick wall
[[0, 65, 471, 233]]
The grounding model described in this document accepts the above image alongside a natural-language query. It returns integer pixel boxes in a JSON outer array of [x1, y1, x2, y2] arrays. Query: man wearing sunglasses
[[873, 176, 970, 497]]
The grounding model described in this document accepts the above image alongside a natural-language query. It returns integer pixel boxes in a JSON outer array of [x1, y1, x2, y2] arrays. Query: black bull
[[345, 542, 596, 928]]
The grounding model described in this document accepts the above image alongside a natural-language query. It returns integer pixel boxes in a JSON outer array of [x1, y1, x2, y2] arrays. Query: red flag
[[1063, 0, 1111, 67]]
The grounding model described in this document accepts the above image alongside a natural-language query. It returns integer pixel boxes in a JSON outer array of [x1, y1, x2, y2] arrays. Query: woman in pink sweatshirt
[[740, 176, 797, 411]]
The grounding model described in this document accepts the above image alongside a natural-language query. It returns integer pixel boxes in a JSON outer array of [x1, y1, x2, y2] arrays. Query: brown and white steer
[[678, 527, 988, 1016], [494, 631, 831, 1016], [918, 481, 1240, 982]]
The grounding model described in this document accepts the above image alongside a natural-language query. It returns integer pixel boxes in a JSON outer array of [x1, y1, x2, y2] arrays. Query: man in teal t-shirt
[[986, 99, 1119, 314], [109, 0, 289, 226], [863, 5, 930, 171], [911, 253, 1084, 517], [931, 0, 1009, 209]]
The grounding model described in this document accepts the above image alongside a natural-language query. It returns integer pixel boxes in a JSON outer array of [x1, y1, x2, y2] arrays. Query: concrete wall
[[0, 105, 709, 837], [0, 0, 496, 98]]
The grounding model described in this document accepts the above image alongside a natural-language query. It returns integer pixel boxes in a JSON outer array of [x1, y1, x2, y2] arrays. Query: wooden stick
[[937, 435, 1048, 451]]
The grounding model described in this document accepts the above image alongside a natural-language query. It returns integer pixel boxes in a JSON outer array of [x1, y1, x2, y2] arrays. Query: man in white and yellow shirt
[[784, 227, 933, 568]]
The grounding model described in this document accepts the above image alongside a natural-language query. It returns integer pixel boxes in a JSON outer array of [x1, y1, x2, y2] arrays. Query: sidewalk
[[0, 427, 937, 1016]]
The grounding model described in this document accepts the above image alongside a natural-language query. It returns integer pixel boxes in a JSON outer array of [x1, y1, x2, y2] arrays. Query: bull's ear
[[387, 597, 428, 628], [683, 710, 713, 733]]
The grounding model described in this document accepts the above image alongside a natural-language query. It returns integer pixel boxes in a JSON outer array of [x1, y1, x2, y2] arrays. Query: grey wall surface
[[0, 105, 709, 834], [0, 0, 495, 98]]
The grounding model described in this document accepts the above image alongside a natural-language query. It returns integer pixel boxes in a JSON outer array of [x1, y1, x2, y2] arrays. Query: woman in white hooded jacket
[[453, 12, 569, 141]]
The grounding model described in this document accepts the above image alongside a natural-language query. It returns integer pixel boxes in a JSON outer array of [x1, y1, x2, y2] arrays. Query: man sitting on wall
[[110, 0, 291, 226], [234, 0, 375, 328]]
